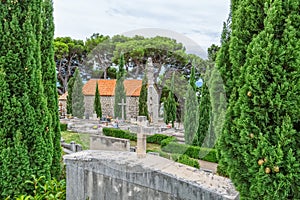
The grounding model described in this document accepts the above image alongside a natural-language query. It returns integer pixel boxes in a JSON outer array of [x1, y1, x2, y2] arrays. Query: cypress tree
[[0, 0, 53, 197], [218, 0, 267, 179], [193, 82, 211, 146], [184, 66, 199, 144], [41, 0, 62, 179], [94, 82, 102, 118], [66, 76, 75, 115], [72, 68, 85, 118], [114, 54, 126, 120], [219, 0, 300, 198], [138, 73, 148, 118], [163, 72, 176, 128]]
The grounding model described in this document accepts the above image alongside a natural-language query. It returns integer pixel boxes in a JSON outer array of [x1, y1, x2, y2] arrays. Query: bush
[[146, 134, 174, 145], [171, 154, 200, 169], [60, 123, 67, 131], [10, 176, 66, 200], [103, 128, 137, 141], [162, 142, 218, 163], [160, 137, 177, 147], [146, 150, 171, 159]]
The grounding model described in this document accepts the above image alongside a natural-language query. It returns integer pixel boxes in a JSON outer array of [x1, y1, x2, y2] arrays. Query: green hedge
[[162, 142, 218, 163], [171, 154, 200, 169], [60, 123, 67, 131], [102, 128, 176, 145], [103, 128, 137, 141]]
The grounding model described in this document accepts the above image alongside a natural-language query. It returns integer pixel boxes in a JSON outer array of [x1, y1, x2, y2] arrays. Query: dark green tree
[[114, 54, 126, 119], [138, 73, 148, 118], [94, 82, 102, 118], [193, 82, 211, 146], [0, 0, 53, 197], [72, 68, 85, 118], [184, 66, 199, 144], [219, 0, 300, 199], [163, 73, 177, 127], [40, 0, 61, 179], [66, 76, 75, 115]]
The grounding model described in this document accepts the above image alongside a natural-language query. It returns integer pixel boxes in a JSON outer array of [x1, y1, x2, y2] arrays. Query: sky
[[53, 0, 230, 58]]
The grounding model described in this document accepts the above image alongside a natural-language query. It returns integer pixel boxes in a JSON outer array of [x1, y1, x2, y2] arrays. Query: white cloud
[[53, 0, 230, 54]]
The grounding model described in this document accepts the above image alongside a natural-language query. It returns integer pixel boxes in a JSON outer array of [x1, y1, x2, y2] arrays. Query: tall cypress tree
[[218, 0, 267, 180], [184, 66, 199, 144], [193, 82, 211, 146], [138, 73, 148, 118], [66, 76, 75, 115], [72, 68, 85, 118], [0, 0, 53, 197], [219, 0, 300, 198], [41, 0, 62, 179], [163, 72, 176, 128], [114, 54, 126, 120], [94, 82, 102, 118]]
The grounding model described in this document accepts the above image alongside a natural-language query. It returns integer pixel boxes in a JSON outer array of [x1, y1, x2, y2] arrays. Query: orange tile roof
[[82, 79, 142, 97]]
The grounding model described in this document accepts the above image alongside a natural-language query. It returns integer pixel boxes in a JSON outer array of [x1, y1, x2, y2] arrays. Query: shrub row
[[103, 128, 137, 141], [102, 128, 176, 145], [171, 154, 200, 169], [162, 142, 218, 163]]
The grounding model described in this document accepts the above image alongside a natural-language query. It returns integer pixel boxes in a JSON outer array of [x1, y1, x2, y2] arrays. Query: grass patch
[[61, 131, 90, 150], [130, 141, 161, 152]]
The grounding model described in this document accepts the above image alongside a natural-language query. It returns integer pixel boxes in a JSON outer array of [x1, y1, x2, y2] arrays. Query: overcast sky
[[53, 0, 230, 57]]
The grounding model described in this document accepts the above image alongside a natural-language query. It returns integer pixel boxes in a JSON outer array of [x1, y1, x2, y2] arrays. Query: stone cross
[[118, 98, 126, 121], [137, 125, 147, 158]]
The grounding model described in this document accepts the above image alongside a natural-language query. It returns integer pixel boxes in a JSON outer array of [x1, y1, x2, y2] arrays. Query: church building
[[82, 79, 142, 119]]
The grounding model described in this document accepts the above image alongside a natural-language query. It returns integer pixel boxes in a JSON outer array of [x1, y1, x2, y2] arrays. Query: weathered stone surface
[[64, 151, 239, 200], [90, 135, 130, 152]]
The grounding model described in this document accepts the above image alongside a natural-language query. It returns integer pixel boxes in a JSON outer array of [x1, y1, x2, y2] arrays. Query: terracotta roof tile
[[82, 79, 142, 97]]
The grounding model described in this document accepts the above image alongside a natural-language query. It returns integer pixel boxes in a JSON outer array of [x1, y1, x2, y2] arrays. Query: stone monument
[[146, 57, 159, 123]]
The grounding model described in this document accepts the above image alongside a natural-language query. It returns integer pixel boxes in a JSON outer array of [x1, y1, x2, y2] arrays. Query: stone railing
[[61, 139, 82, 154]]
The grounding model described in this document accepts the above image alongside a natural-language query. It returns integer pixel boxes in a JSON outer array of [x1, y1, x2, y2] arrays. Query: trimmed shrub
[[171, 154, 200, 169], [160, 137, 177, 147], [146, 134, 173, 145], [102, 128, 137, 141], [162, 142, 217, 163], [60, 123, 67, 131]]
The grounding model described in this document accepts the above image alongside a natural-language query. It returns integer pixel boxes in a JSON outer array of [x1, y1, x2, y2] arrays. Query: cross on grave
[[118, 98, 126, 121], [137, 125, 147, 158]]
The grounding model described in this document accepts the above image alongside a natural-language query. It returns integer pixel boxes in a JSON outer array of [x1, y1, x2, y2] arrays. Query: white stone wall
[[126, 97, 139, 119]]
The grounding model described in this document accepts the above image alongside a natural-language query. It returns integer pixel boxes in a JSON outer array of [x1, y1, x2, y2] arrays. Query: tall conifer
[[41, 0, 62, 179], [114, 54, 126, 119], [219, 0, 300, 198], [72, 68, 85, 118], [138, 73, 148, 118], [94, 82, 102, 118], [0, 0, 53, 197]]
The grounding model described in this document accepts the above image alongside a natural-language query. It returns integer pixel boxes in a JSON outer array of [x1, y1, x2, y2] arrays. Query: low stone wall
[[90, 135, 130, 151], [64, 151, 239, 200]]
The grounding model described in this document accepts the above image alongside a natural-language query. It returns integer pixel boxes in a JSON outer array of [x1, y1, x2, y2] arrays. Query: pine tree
[[163, 72, 176, 127], [138, 73, 148, 118], [114, 54, 126, 119], [0, 0, 53, 197], [40, 0, 62, 179], [94, 82, 102, 118], [219, 0, 300, 198], [66, 76, 75, 115], [72, 68, 85, 118], [184, 66, 199, 144]]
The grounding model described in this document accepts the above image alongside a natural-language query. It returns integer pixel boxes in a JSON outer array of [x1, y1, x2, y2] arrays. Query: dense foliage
[[138, 73, 148, 119], [0, 0, 58, 197], [71, 68, 84, 118], [218, 0, 300, 199], [163, 73, 177, 127], [184, 66, 199, 144], [94, 82, 102, 118], [114, 54, 127, 120]]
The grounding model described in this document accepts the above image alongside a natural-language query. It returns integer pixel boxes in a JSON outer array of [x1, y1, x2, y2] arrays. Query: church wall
[[84, 95, 139, 119]]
